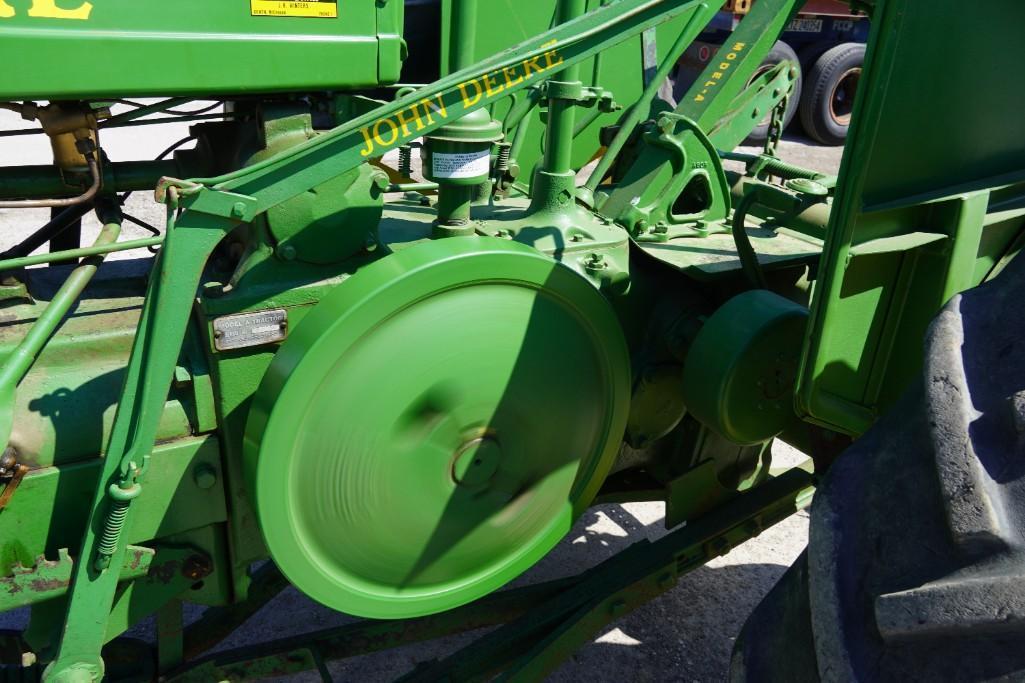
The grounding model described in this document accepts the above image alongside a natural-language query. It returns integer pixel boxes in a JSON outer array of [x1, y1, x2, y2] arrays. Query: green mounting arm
[[49, 1, 717, 679], [598, 0, 801, 230]]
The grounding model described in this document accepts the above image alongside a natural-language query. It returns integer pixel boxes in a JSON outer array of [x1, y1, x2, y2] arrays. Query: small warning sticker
[[432, 150, 491, 179], [251, 0, 337, 18]]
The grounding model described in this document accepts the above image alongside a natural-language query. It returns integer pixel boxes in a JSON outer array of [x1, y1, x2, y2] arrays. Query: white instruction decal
[[432, 150, 491, 179]]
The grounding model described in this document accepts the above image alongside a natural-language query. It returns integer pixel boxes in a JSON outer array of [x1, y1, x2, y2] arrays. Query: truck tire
[[731, 252, 1025, 681], [745, 41, 802, 143], [798, 42, 864, 146]]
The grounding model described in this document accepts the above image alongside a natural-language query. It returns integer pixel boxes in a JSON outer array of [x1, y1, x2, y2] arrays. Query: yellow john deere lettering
[[0, 0, 93, 20], [358, 49, 565, 158], [251, 0, 338, 18]]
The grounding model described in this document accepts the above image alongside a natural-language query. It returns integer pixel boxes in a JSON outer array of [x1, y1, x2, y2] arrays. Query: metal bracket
[[0, 547, 153, 613]]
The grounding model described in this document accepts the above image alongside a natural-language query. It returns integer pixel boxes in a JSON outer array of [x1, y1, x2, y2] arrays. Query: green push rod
[[584, 7, 708, 193], [542, 0, 588, 176], [0, 235, 162, 271], [0, 216, 123, 451]]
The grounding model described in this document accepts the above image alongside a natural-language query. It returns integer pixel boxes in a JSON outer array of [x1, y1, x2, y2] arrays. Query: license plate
[[787, 18, 824, 33]]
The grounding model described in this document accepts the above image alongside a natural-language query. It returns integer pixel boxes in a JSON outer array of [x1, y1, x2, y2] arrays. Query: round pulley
[[244, 237, 630, 619], [681, 290, 808, 445]]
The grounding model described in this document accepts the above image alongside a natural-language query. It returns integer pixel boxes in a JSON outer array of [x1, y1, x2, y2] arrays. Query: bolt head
[[193, 464, 217, 490], [231, 202, 247, 219], [181, 554, 213, 581]]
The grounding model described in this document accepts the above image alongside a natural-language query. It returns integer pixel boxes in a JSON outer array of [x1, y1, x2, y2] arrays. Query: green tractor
[[0, 0, 1023, 680]]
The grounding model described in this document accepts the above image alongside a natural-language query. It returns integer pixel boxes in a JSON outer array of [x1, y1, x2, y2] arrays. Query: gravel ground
[[0, 104, 843, 681]]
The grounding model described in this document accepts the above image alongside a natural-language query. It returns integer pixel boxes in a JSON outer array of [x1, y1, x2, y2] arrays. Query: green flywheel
[[244, 237, 630, 619]]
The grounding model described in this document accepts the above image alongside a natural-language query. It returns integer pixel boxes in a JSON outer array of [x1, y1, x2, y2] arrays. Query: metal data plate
[[212, 309, 288, 351]]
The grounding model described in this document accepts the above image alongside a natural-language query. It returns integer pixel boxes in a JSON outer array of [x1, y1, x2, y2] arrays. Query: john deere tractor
[[0, 0, 1023, 680]]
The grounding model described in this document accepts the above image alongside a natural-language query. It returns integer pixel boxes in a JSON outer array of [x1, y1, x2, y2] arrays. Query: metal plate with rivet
[[212, 309, 288, 351]]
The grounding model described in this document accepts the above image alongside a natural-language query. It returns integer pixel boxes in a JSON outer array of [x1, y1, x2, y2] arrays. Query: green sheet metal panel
[[797, 0, 1025, 435], [0, 0, 404, 99], [0, 436, 226, 577]]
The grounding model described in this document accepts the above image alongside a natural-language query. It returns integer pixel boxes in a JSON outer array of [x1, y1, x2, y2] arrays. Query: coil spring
[[94, 500, 129, 569], [495, 143, 512, 174], [94, 481, 141, 570], [398, 145, 413, 177]]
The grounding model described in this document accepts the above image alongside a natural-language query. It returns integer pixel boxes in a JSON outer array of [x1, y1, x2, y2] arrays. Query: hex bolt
[[181, 554, 213, 581], [230, 202, 247, 219]]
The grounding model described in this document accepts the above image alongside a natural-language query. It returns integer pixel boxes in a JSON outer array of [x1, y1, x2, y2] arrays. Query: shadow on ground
[[198, 501, 808, 682]]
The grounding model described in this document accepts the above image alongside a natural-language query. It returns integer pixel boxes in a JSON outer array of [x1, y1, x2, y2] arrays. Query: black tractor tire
[[745, 41, 802, 143], [799, 42, 864, 146], [731, 252, 1025, 681]]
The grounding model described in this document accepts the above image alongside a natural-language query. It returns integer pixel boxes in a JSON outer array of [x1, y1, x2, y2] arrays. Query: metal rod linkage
[[0, 235, 163, 272], [0, 207, 124, 448], [585, 9, 708, 194]]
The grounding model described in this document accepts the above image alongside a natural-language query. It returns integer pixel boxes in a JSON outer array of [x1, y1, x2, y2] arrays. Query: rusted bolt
[[0, 447, 16, 478], [181, 554, 213, 581]]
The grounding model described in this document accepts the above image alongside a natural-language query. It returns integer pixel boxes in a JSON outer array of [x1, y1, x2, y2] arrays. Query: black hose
[[0, 203, 94, 261]]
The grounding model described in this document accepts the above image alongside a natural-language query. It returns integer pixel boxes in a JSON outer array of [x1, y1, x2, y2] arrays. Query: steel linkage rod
[[583, 5, 710, 195], [0, 235, 163, 271], [0, 203, 93, 259], [543, 0, 588, 176], [48, 194, 235, 681], [0, 202, 123, 455]]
